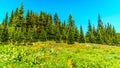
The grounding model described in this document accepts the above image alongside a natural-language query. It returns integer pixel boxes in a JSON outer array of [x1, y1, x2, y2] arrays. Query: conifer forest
[[0, 4, 118, 45]]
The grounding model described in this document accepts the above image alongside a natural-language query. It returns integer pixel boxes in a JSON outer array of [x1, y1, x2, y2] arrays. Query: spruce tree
[[39, 11, 47, 32], [13, 8, 19, 31], [34, 15, 41, 41], [67, 14, 75, 44], [96, 29, 103, 44], [54, 13, 60, 28], [96, 14, 104, 44], [79, 25, 85, 43], [86, 19, 95, 43], [67, 27, 74, 44], [54, 13, 61, 41], [61, 21, 67, 43], [9, 10, 15, 27], [98, 13, 104, 30], [18, 3, 24, 32], [40, 26, 47, 42], [93, 25, 97, 43], [106, 23, 113, 44], [112, 26, 118, 44], [1, 12, 9, 43], [74, 27, 79, 42], [0, 25, 2, 43], [46, 14, 53, 40], [55, 27, 61, 43]]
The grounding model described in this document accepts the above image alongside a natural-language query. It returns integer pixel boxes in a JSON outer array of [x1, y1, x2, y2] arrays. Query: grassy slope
[[0, 42, 120, 68]]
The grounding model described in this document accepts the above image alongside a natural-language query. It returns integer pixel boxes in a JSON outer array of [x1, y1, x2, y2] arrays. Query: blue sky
[[0, 0, 120, 33]]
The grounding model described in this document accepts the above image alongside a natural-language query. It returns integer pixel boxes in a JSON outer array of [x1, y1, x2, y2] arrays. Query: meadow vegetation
[[0, 42, 120, 68]]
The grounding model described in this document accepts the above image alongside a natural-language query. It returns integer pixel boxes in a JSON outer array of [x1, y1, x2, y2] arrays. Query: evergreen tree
[[18, 3, 24, 32], [46, 14, 54, 40], [106, 23, 113, 44], [61, 21, 67, 43], [40, 26, 47, 42], [96, 29, 103, 44], [1, 27, 9, 43], [74, 27, 79, 42], [9, 10, 15, 27], [67, 14, 75, 44], [93, 25, 97, 43], [4, 12, 8, 27], [54, 13, 61, 41], [54, 13, 60, 28], [67, 27, 74, 44], [39, 11, 47, 31], [1, 12, 9, 43], [13, 8, 19, 30], [25, 10, 34, 32], [14, 3, 25, 43], [86, 19, 95, 43], [98, 13, 104, 30], [96, 14, 104, 44], [55, 27, 61, 43], [62, 29, 67, 43], [112, 26, 118, 44], [34, 15, 41, 41], [79, 25, 85, 43], [0, 25, 2, 43]]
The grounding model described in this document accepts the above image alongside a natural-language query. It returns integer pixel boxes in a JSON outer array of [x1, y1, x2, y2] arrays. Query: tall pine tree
[[1, 12, 9, 43], [67, 14, 75, 44], [79, 25, 85, 43], [86, 19, 95, 43]]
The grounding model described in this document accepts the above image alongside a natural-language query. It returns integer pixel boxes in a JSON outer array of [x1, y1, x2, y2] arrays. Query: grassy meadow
[[0, 42, 120, 68]]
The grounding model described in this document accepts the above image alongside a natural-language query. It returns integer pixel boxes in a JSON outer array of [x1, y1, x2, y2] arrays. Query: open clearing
[[0, 42, 120, 68]]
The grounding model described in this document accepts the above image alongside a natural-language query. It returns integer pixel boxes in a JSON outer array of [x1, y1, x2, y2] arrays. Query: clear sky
[[0, 0, 120, 33]]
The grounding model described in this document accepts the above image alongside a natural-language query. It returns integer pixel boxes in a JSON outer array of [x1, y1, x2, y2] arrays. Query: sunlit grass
[[0, 42, 120, 68]]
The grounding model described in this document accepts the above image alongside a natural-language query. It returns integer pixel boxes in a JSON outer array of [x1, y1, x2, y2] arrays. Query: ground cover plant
[[0, 42, 120, 68]]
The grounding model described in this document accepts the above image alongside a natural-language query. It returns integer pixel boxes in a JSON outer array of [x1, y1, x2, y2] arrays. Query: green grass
[[0, 42, 120, 68]]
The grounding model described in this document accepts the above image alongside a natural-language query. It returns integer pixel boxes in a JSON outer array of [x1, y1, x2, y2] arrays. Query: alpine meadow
[[0, 1, 120, 68]]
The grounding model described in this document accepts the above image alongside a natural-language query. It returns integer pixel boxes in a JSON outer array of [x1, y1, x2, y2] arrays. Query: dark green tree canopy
[[0, 4, 118, 45]]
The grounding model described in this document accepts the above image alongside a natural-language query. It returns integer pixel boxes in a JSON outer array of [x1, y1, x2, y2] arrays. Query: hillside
[[0, 42, 120, 68]]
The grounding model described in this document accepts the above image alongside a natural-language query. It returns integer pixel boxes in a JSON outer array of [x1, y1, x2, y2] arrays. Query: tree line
[[0, 4, 118, 45]]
